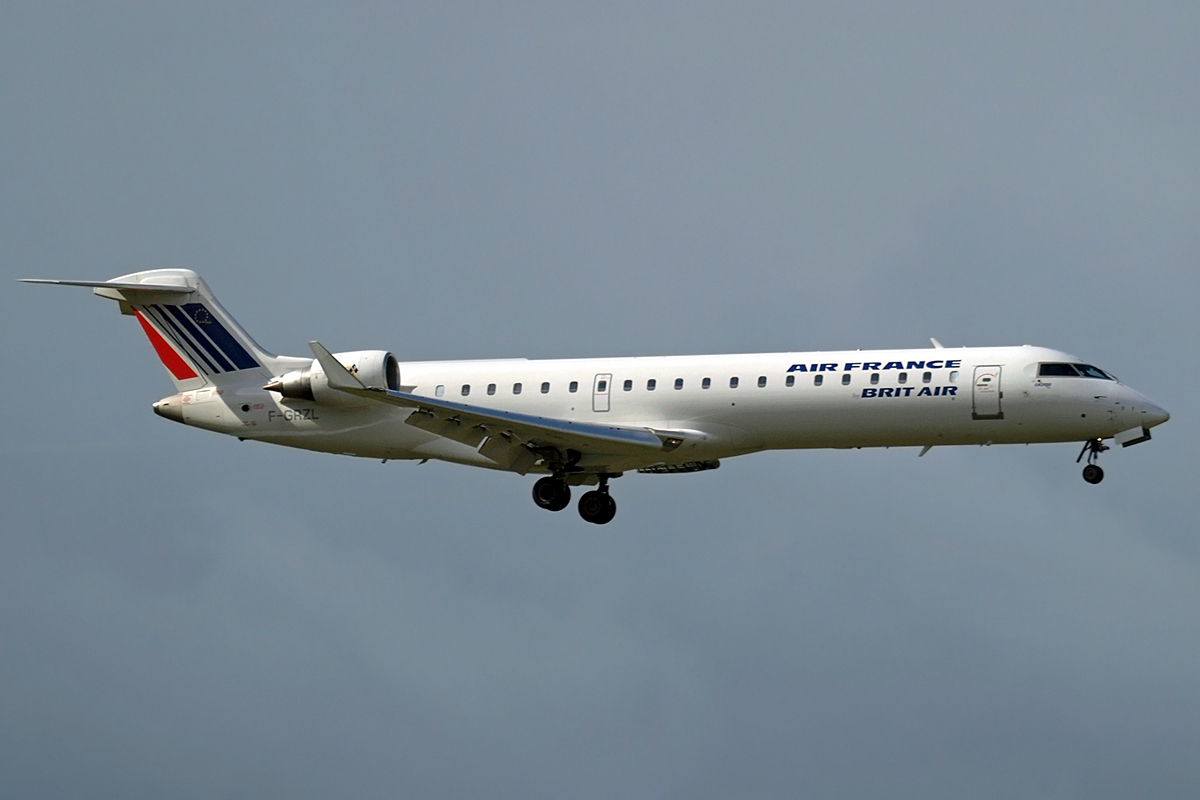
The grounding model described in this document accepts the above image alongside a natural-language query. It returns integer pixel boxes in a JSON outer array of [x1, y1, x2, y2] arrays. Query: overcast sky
[[2, 2, 1198, 798]]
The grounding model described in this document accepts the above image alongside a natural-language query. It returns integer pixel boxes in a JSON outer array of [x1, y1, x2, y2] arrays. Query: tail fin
[[23, 269, 294, 391]]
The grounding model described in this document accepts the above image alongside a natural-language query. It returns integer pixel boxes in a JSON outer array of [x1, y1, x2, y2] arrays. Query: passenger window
[[647, 379, 656, 391], [786, 375, 794, 387], [870, 373, 879, 385], [757, 376, 767, 388], [922, 372, 931, 384], [597, 380, 607, 392], [702, 377, 711, 389], [435, 385, 445, 397], [674, 378, 684, 390], [461, 384, 470, 396], [841, 374, 851, 385], [541, 382, 550, 394], [513, 382, 522, 395], [569, 381, 579, 393], [730, 377, 739, 389], [487, 383, 496, 396], [1039, 363, 1079, 377], [949, 371, 958, 383], [814, 374, 823, 386], [623, 379, 632, 392], [898, 372, 907, 384]]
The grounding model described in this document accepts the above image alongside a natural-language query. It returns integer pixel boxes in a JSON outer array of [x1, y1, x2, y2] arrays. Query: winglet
[[930, 337, 945, 349], [309, 341, 367, 391]]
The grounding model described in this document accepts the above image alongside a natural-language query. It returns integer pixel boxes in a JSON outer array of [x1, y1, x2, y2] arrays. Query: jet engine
[[265, 350, 400, 406]]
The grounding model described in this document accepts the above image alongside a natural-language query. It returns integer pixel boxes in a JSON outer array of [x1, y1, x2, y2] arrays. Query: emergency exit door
[[972, 365, 1003, 420], [592, 373, 612, 412]]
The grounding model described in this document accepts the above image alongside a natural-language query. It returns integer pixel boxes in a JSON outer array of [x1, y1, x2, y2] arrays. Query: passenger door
[[972, 365, 1003, 420]]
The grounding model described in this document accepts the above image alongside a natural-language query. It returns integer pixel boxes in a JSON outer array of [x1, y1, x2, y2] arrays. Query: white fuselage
[[175, 345, 1169, 475], [27, 268, 1170, 522]]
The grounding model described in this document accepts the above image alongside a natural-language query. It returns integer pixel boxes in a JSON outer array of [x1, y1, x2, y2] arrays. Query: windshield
[[1073, 364, 1114, 380], [1038, 362, 1115, 380], [1038, 363, 1079, 377]]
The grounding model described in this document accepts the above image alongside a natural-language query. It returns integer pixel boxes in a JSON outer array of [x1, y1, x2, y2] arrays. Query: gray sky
[[2, 2, 1198, 798]]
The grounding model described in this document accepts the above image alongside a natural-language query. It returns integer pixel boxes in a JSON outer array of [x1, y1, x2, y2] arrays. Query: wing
[[309, 342, 684, 473]]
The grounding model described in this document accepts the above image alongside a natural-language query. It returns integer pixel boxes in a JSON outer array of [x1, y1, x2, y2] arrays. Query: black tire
[[597, 494, 617, 524], [1082, 464, 1104, 484], [578, 490, 614, 524], [532, 477, 571, 511]]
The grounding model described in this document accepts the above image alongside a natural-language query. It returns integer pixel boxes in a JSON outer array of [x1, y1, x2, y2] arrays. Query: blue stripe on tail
[[146, 304, 219, 374], [165, 305, 235, 372], [182, 303, 259, 370]]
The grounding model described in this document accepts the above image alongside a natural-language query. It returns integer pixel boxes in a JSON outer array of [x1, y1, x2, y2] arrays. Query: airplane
[[23, 269, 1170, 524]]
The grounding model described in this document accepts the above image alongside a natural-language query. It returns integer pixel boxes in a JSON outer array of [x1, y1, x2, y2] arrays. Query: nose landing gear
[[1076, 438, 1109, 484]]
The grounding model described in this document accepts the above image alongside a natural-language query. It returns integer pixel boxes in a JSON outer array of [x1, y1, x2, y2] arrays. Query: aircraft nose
[[1142, 400, 1170, 428]]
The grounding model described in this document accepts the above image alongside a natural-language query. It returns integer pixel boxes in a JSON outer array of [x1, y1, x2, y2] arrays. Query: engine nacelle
[[266, 350, 400, 407]]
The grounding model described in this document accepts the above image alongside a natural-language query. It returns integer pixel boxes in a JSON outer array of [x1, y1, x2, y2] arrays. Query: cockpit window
[[1038, 363, 1114, 379], [1073, 364, 1113, 380]]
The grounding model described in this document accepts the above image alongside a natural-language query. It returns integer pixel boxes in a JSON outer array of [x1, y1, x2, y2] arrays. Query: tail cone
[[153, 395, 185, 424]]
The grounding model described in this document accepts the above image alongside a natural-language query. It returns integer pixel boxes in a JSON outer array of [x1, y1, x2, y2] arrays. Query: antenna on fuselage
[[930, 338, 945, 349]]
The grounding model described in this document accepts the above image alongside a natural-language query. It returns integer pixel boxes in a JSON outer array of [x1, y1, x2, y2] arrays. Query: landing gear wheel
[[1076, 438, 1109, 485], [578, 490, 617, 525], [532, 477, 571, 511], [598, 495, 616, 524]]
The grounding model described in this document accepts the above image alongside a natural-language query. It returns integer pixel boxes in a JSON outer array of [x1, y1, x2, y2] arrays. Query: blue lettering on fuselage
[[789, 359, 961, 373], [787, 363, 843, 372], [861, 386, 957, 399]]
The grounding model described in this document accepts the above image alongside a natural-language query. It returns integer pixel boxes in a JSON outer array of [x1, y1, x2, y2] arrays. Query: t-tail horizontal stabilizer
[[20, 278, 196, 294]]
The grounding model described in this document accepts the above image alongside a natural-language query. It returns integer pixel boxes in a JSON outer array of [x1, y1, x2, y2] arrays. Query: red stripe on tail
[[134, 309, 198, 380]]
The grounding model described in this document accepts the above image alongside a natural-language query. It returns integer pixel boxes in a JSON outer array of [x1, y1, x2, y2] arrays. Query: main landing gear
[[531, 474, 618, 524], [532, 476, 572, 511], [1076, 438, 1109, 484], [577, 479, 617, 525]]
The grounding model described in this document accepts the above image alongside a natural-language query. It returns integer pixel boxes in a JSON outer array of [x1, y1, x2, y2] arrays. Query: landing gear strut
[[1076, 438, 1109, 484], [578, 475, 617, 525], [531, 476, 571, 511]]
